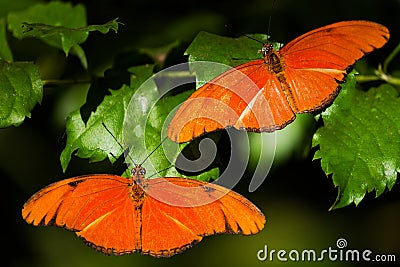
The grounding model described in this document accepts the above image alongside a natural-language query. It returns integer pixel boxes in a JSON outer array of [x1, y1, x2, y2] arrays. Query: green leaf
[[123, 71, 177, 176], [184, 31, 273, 88], [313, 73, 400, 209], [0, 0, 41, 19], [0, 60, 42, 127], [21, 18, 119, 35], [61, 63, 219, 181], [59, 64, 153, 172], [6, 2, 118, 67], [60, 65, 153, 172], [185, 31, 269, 66], [0, 18, 13, 61], [69, 44, 88, 70], [122, 65, 219, 180], [59, 64, 154, 171], [7, 2, 87, 54], [20, 18, 120, 43]]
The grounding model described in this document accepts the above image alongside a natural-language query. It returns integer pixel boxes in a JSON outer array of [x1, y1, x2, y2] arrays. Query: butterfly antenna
[[147, 164, 174, 178], [266, 0, 277, 42], [243, 32, 265, 45], [101, 122, 137, 166], [224, 24, 264, 45], [139, 136, 168, 166]]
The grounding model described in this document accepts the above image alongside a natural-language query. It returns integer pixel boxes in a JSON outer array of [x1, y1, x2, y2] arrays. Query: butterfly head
[[261, 43, 274, 57], [261, 43, 283, 73], [131, 165, 147, 187], [132, 165, 146, 176]]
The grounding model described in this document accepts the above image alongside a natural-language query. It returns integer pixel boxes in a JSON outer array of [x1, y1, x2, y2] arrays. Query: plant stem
[[383, 42, 400, 73], [42, 78, 92, 87]]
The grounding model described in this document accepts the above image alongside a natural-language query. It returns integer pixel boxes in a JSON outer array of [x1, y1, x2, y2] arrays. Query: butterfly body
[[22, 165, 265, 257], [262, 44, 283, 73], [168, 20, 390, 143]]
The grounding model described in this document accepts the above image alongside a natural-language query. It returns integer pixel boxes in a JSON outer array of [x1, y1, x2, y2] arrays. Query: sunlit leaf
[[61, 64, 218, 181], [7, 2, 86, 53], [0, 18, 13, 61], [0, 60, 42, 127], [59, 65, 154, 172], [185, 31, 269, 66], [7, 2, 119, 68], [313, 73, 400, 209], [185, 31, 271, 88]]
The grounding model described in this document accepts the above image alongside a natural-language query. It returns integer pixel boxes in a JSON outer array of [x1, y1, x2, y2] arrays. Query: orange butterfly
[[168, 20, 390, 143], [22, 165, 265, 257]]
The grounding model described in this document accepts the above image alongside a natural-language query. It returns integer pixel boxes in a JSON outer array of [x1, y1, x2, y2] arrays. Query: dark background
[[3, 0, 399, 266]]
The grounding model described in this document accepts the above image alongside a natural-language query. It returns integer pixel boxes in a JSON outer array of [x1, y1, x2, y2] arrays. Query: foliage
[[0, 1, 119, 128], [1, 0, 399, 210], [313, 74, 400, 209], [0, 61, 42, 127]]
